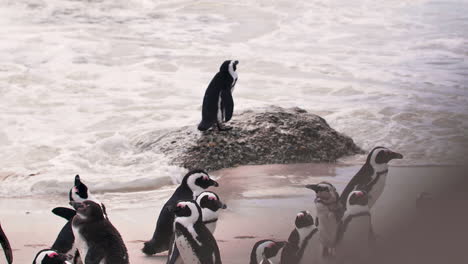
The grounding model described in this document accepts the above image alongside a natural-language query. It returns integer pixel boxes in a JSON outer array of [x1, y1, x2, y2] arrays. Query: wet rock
[[135, 106, 363, 171]]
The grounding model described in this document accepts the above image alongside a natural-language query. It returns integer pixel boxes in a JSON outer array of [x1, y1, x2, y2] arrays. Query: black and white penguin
[[33, 249, 71, 264], [250, 240, 287, 264], [339, 147, 403, 210], [0, 222, 13, 264], [305, 182, 342, 257], [198, 60, 239, 131], [281, 211, 320, 264], [50, 207, 80, 264], [72, 200, 129, 264], [69, 175, 108, 219], [171, 200, 222, 264], [143, 169, 219, 255], [335, 190, 372, 264]]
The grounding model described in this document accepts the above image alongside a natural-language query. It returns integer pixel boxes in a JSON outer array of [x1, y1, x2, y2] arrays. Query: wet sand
[[0, 163, 461, 263]]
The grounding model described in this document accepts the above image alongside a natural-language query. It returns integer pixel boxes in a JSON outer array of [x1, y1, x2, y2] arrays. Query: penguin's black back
[[339, 162, 373, 209]]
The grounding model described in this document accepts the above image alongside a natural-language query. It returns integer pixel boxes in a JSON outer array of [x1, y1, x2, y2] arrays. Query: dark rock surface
[[135, 106, 363, 171]]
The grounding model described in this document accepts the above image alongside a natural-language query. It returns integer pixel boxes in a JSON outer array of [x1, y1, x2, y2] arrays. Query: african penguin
[[50, 207, 81, 264], [171, 200, 222, 264], [281, 211, 320, 264], [72, 201, 129, 264], [335, 190, 372, 264], [167, 191, 227, 264], [143, 169, 219, 255], [0, 222, 12, 264], [339, 147, 403, 210], [198, 60, 239, 131], [305, 182, 342, 257], [33, 249, 71, 264], [69, 175, 108, 219], [250, 240, 287, 264]]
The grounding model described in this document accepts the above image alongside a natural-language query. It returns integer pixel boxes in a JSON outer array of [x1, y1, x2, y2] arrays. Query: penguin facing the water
[[198, 60, 239, 131], [250, 240, 287, 264], [0, 222, 13, 264], [72, 200, 129, 264], [33, 249, 71, 264], [339, 147, 403, 210], [335, 190, 373, 264], [143, 169, 219, 255], [305, 182, 342, 257], [171, 200, 222, 264]]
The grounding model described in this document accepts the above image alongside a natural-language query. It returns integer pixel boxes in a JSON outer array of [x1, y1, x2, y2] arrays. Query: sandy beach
[[2, 163, 463, 264]]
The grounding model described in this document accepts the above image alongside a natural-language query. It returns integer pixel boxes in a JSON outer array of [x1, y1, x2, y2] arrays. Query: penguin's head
[[33, 249, 71, 264], [305, 182, 339, 204], [196, 191, 227, 220], [220, 60, 239, 72], [347, 190, 369, 207], [74, 200, 105, 222], [69, 175, 88, 202], [263, 241, 286, 260], [183, 169, 219, 195], [368, 147, 403, 168], [295, 211, 315, 229], [171, 200, 202, 224], [251, 240, 286, 264]]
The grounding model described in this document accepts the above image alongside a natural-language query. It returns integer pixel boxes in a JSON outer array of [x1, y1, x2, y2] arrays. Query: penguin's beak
[[217, 201, 227, 209], [211, 180, 219, 187], [0, 223, 13, 264], [388, 151, 403, 160], [305, 184, 319, 192]]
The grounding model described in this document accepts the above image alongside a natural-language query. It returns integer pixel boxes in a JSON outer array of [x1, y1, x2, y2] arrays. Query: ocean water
[[0, 0, 467, 197]]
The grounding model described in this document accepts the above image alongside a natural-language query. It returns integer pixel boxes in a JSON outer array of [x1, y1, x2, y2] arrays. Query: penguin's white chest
[[369, 172, 387, 207], [298, 230, 321, 264], [338, 216, 371, 261], [175, 235, 201, 264], [72, 226, 104, 264]]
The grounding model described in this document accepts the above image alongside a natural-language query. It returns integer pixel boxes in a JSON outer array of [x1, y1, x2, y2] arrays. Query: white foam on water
[[0, 0, 467, 196]]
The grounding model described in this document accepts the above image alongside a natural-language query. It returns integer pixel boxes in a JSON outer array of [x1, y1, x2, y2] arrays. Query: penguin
[[305, 182, 342, 257], [72, 200, 129, 264], [167, 191, 227, 264], [33, 249, 71, 264], [198, 60, 239, 131], [171, 200, 222, 264], [335, 190, 372, 264], [281, 211, 320, 264], [50, 207, 81, 264], [339, 147, 403, 210], [250, 240, 287, 264], [143, 169, 219, 255], [69, 175, 108, 219], [0, 222, 13, 264]]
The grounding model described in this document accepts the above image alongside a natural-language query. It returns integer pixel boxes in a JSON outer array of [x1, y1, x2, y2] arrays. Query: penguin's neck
[[297, 225, 316, 249], [371, 162, 388, 176], [174, 216, 202, 246], [344, 205, 369, 218]]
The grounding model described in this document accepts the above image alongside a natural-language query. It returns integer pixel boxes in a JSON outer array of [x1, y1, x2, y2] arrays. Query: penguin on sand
[[50, 207, 80, 264], [305, 182, 342, 257], [339, 147, 403, 210], [171, 200, 222, 264], [142, 169, 219, 255], [198, 60, 239, 131], [33, 249, 71, 264], [72, 200, 129, 264], [250, 240, 287, 264], [335, 190, 373, 264], [0, 222, 13, 264]]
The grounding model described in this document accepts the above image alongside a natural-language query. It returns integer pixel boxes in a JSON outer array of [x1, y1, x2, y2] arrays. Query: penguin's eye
[[202, 175, 209, 181]]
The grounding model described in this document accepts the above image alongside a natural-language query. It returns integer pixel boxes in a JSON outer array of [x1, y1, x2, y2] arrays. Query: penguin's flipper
[[52, 207, 77, 221], [143, 206, 175, 255], [220, 89, 234, 122], [51, 221, 75, 253], [0, 224, 13, 264], [166, 235, 180, 264], [84, 247, 105, 264]]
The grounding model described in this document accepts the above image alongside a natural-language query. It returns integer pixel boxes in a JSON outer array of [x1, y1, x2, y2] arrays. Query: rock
[[135, 106, 363, 171]]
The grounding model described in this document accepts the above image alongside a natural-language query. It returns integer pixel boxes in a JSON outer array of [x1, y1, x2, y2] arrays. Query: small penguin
[[72, 201, 129, 264], [143, 169, 219, 255], [50, 207, 81, 264], [305, 182, 342, 257], [198, 60, 239, 131], [339, 147, 403, 210], [0, 222, 13, 264], [250, 240, 287, 264], [171, 200, 222, 264], [281, 211, 320, 264], [167, 191, 227, 264], [33, 249, 71, 264], [335, 190, 372, 264], [69, 175, 108, 219]]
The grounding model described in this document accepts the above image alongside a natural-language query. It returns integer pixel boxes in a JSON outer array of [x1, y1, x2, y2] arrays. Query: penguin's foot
[[217, 123, 233, 131], [142, 240, 158, 255]]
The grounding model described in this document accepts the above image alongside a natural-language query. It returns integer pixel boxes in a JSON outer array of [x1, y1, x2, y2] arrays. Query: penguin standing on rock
[[33, 249, 71, 264], [171, 200, 222, 264], [198, 60, 239, 131], [72, 200, 129, 264], [143, 169, 219, 255], [335, 190, 373, 264], [250, 240, 287, 264], [0, 222, 13, 264], [339, 147, 403, 210], [305, 182, 342, 257]]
